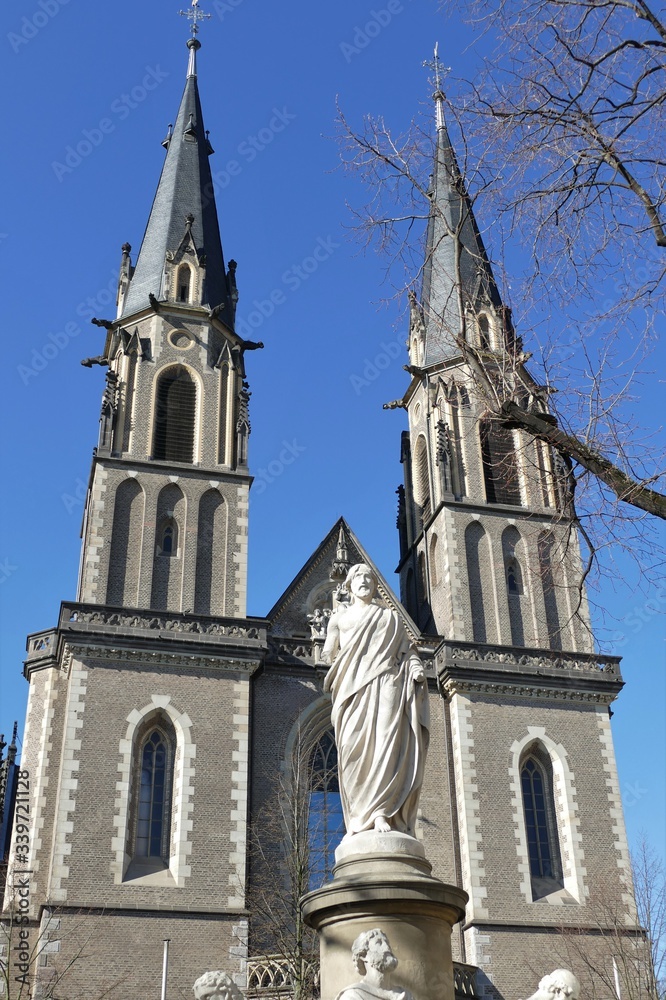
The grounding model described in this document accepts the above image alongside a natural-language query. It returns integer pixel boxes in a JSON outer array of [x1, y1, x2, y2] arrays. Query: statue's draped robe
[[323, 603, 429, 836]]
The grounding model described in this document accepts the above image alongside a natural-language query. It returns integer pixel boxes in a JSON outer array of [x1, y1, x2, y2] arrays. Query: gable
[[268, 517, 420, 643]]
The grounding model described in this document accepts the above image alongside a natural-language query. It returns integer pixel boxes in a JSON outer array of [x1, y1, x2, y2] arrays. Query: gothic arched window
[[177, 264, 191, 303], [479, 419, 522, 507], [153, 366, 196, 464], [125, 718, 175, 878], [158, 519, 177, 557], [307, 731, 344, 889], [506, 558, 522, 595], [478, 314, 491, 350], [520, 749, 563, 898]]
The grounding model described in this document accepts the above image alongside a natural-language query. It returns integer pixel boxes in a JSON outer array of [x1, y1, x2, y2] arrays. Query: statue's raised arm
[[322, 563, 429, 839]]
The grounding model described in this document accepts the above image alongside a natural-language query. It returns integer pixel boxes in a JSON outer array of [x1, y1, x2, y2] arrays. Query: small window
[[177, 265, 191, 303], [507, 558, 522, 595], [478, 314, 491, 350], [161, 522, 175, 556]]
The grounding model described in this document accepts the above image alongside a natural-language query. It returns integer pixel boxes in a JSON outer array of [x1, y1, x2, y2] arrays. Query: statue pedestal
[[301, 834, 467, 1000]]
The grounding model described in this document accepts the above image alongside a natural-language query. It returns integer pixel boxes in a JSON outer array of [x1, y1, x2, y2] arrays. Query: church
[[2, 18, 641, 1000]]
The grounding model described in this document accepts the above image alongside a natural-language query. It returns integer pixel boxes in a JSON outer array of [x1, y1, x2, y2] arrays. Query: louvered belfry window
[[153, 367, 196, 463], [480, 420, 522, 506]]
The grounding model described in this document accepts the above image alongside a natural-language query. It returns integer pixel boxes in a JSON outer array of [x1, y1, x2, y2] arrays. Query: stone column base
[[301, 835, 467, 1000]]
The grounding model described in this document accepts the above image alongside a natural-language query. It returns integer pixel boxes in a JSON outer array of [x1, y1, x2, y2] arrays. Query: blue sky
[[0, 0, 663, 859]]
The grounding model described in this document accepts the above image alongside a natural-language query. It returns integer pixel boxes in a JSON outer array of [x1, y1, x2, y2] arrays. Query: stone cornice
[[442, 676, 616, 705], [89, 453, 253, 484], [63, 641, 262, 675]]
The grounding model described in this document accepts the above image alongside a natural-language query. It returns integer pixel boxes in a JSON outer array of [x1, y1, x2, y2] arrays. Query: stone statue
[[193, 971, 244, 1000], [334, 929, 414, 1000], [307, 607, 331, 639], [321, 563, 429, 838], [526, 970, 580, 1000]]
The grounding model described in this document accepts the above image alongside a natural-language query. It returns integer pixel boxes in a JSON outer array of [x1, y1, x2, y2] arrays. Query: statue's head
[[345, 564, 378, 602], [351, 929, 398, 976], [537, 970, 580, 1000], [193, 971, 243, 1000]]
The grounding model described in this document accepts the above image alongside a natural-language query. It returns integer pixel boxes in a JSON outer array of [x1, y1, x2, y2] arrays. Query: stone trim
[[508, 727, 586, 905], [233, 484, 249, 617], [79, 465, 108, 604], [230, 919, 249, 988], [449, 694, 488, 920], [49, 659, 88, 902], [227, 680, 251, 908], [463, 926, 492, 994], [595, 710, 637, 918], [111, 695, 196, 886]]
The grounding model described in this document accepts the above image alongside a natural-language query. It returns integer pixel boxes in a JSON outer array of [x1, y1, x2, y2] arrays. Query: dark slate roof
[[121, 40, 233, 325], [421, 123, 502, 366]]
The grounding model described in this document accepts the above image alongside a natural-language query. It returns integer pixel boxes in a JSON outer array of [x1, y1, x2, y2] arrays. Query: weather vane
[[179, 0, 211, 37]]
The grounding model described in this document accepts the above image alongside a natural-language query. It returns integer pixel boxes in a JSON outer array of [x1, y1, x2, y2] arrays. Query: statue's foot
[[374, 816, 391, 833]]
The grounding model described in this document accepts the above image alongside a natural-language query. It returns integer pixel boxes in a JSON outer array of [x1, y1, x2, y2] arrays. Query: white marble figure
[[525, 970, 581, 1000], [321, 563, 429, 837], [334, 929, 414, 1000], [193, 971, 244, 1000]]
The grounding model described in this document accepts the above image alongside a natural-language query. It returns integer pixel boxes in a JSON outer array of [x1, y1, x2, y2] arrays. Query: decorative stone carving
[[335, 929, 414, 1000], [193, 971, 244, 1000], [525, 969, 580, 1000], [99, 370, 119, 451], [441, 643, 620, 675], [322, 563, 429, 838], [64, 606, 261, 640], [307, 607, 331, 639]]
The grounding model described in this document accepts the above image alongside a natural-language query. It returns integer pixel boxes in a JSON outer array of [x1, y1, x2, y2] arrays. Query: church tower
[[396, 81, 592, 655], [393, 69, 637, 997], [79, 33, 253, 619], [8, 32, 265, 1000]]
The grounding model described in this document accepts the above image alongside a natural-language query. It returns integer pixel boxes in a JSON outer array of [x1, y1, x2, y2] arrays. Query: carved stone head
[[528, 969, 580, 1000], [193, 971, 244, 1000], [351, 929, 398, 976]]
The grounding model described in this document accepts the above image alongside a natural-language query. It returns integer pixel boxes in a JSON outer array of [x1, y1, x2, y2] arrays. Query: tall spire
[[420, 47, 501, 366], [121, 26, 234, 326]]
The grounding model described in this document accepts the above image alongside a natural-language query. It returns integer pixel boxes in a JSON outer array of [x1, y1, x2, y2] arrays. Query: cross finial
[[423, 43, 450, 131], [179, 0, 211, 37]]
